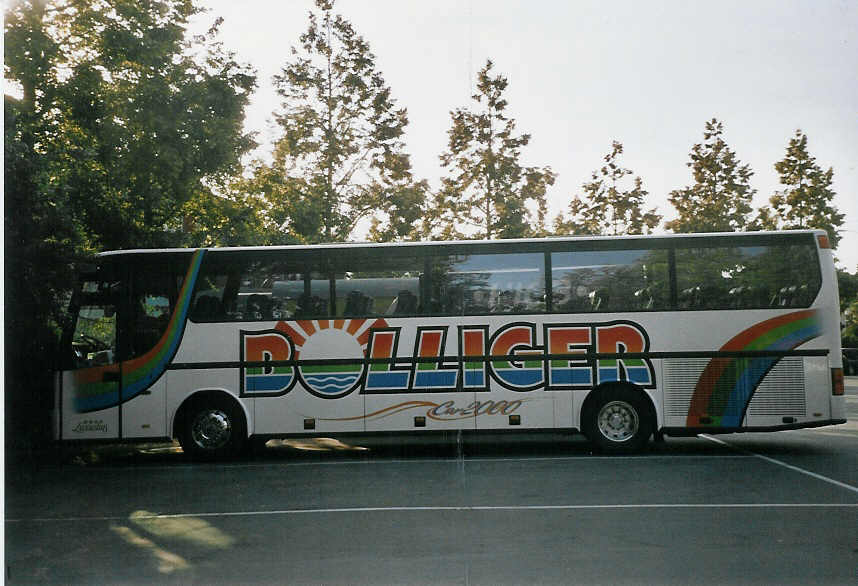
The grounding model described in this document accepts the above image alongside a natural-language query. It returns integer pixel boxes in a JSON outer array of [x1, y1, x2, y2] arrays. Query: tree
[[5, 1, 256, 250], [757, 130, 844, 248], [253, 0, 426, 243], [839, 268, 858, 349], [4, 0, 256, 452], [179, 187, 281, 247], [555, 141, 660, 236], [434, 59, 555, 240], [666, 119, 755, 233]]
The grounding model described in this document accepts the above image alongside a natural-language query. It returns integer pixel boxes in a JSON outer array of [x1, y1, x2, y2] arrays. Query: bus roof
[[96, 230, 826, 259]]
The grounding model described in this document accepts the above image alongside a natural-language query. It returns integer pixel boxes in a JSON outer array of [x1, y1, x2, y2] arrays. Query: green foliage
[[251, 0, 426, 243], [842, 299, 858, 349], [838, 268, 858, 311], [666, 119, 755, 233], [434, 59, 555, 240], [836, 268, 858, 348], [178, 187, 285, 247], [756, 130, 844, 248], [555, 141, 660, 236], [5, 0, 257, 250]]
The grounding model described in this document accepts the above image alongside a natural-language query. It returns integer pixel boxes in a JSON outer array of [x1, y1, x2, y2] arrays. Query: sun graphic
[[275, 318, 388, 398]]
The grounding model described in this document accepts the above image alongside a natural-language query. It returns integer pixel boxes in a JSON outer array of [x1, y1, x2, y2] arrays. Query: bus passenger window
[[673, 242, 821, 310], [343, 290, 371, 316], [393, 290, 418, 315], [294, 294, 327, 318], [431, 252, 545, 316], [191, 254, 308, 321], [332, 253, 423, 318], [551, 248, 668, 313], [131, 293, 170, 357], [128, 262, 185, 359], [192, 296, 224, 320]]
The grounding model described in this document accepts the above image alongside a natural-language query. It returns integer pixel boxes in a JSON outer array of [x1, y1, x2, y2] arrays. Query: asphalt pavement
[[5, 378, 858, 585]]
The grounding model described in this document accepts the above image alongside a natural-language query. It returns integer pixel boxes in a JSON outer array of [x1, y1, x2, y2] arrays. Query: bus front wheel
[[583, 386, 653, 454], [178, 395, 246, 460]]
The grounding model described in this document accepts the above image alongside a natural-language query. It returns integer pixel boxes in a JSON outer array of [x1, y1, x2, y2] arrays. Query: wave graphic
[[304, 373, 361, 394]]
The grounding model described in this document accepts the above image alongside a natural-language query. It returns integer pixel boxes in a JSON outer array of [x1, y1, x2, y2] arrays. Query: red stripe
[[346, 319, 366, 335], [275, 322, 306, 347], [720, 310, 815, 352], [357, 318, 388, 346], [297, 320, 316, 336], [74, 365, 119, 385]]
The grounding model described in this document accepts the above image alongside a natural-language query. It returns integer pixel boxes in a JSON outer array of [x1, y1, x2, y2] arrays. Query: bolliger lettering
[[241, 320, 655, 398]]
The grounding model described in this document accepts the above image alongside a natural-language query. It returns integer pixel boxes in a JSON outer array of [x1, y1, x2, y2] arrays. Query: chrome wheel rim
[[191, 409, 232, 450], [597, 400, 639, 443]]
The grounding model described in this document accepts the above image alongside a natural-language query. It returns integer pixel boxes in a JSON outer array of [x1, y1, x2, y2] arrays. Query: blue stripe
[[551, 368, 592, 385], [464, 371, 485, 387], [366, 371, 410, 390], [414, 370, 458, 388], [495, 368, 543, 387], [75, 390, 120, 412], [246, 375, 294, 393]]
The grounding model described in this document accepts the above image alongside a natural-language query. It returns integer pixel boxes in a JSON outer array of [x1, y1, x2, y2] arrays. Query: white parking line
[[700, 434, 858, 495], [7, 502, 858, 524]]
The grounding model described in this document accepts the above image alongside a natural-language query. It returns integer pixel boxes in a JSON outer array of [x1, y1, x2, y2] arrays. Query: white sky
[[191, 0, 858, 270]]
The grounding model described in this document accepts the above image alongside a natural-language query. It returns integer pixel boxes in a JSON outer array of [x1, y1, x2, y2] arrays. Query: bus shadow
[[35, 430, 840, 469]]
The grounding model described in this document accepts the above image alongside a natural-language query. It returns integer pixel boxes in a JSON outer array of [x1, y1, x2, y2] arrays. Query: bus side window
[[332, 253, 423, 318], [393, 290, 417, 315], [131, 294, 170, 356], [71, 291, 118, 368], [128, 266, 184, 359], [550, 249, 667, 313], [343, 290, 369, 317], [433, 252, 545, 316], [295, 294, 327, 318], [193, 296, 225, 320], [674, 242, 821, 311]]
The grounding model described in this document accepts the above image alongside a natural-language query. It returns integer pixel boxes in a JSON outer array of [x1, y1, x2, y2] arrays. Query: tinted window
[[191, 255, 324, 321], [191, 251, 425, 321], [674, 243, 820, 310], [128, 263, 185, 359], [430, 252, 545, 315], [71, 279, 120, 368], [551, 249, 669, 313], [330, 254, 424, 317]]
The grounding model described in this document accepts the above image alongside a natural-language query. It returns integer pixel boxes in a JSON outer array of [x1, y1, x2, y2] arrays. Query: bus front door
[[58, 284, 121, 441]]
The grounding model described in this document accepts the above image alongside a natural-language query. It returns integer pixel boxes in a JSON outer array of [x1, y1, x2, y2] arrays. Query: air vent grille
[[663, 357, 807, 418], [664, 359, 708, 417], [747, 357, 806, 416]]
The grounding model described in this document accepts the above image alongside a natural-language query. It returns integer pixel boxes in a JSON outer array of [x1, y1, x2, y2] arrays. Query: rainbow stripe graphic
[[73, 249, 206, 412], [686, 310, 821, 427]]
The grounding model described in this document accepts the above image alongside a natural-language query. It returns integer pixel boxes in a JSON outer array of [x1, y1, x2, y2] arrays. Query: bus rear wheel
[[583, 386, 653, 454], [178, 395, 246, 460]]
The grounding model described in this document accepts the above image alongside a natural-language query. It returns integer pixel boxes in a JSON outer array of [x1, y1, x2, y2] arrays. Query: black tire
[[582, 386, 653, 454], [177, 395, 246, 461], [243, 436, 269, 457]]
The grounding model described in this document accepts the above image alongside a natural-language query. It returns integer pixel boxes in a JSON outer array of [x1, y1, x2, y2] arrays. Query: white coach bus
[[54, 230, 846, 458]]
